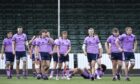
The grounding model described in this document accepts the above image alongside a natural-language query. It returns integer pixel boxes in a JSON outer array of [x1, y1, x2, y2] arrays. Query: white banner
[[0, 53, 140, 69]]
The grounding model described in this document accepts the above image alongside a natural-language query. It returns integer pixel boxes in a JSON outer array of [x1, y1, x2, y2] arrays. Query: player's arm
[[65, 46, 71, 56], [56, 40, 60, 57], [115, 38, 123, 52], [65, 41, 71, 56], [82, 44, 87, 56], [82, 38, 87, 56], [28, 36, 35, 45], [133, 38, 137, 52], [25, 40, 29, 51], [1, 44, 4, 60], [98, 42, 103, 58], [24, 34, 29, 51], [12, 41, 16, 55], [48, 38, 54, 44], [56, 45, 60, 57], [29, 45, 33, 59], [34, 45, 39, 58], [105, 42, 111, 55]]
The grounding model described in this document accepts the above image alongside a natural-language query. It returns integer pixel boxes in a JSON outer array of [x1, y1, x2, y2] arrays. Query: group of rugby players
[[0, 26, 137, 81]]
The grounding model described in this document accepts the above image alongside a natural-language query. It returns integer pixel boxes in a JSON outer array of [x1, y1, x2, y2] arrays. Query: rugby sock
[[50, 69, 54, 76], [117, 65, 122, 75], [96, 69, 100, 76], [6, 69, 10, 77], [10, 66, 13, 77], [66, 69, 70, 77], [62, 70, 65, 77], [56, 69, 61, 77], [23, 70, 27, 76]]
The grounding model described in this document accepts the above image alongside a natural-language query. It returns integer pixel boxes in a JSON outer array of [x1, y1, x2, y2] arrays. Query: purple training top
[[107, 35, 121, 53], [55, 37, 71, 54], [118, 34, 136, 52], [53, 39, 59, 53], [3, 37, 13, 52], [84, 36, 100, 54], [36, 37, 53, 53], [12, 33, 27, 51]]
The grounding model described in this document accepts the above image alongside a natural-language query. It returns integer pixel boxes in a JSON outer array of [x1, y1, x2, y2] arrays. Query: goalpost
[[58, 0, 60, 37]]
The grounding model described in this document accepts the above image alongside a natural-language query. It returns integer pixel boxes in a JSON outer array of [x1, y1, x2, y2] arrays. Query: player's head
[[125, 27, 132, 35], [112, 28, 119, 36], [7, 31, 13, 38], [101, 64, 107, 72], [17, 26, 23, 34], [61, 31, 68, 39], [40, 29, 47, 38], [88, 28, 94, 36]]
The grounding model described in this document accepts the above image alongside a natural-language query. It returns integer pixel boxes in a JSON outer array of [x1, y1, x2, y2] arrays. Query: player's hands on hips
[[12, 50, 15, 55], [119, 47, 123, 52], [64, 53, 68, 56], [133, 49, 136, 53]]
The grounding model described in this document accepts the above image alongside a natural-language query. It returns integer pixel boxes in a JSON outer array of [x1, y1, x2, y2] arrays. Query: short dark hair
[[101, 64, 107, 72], [125, 27, 132, 31], [88, 28, 94, 31], [17, 26, 23, 29], [61, 31, 67, 35], [112, 28, 119, 33], [7, 31, 13, 34], [40, 29, 47, 34]]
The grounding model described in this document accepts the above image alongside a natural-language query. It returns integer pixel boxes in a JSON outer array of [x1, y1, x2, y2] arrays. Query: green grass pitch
[[0, 77, 140, 84]]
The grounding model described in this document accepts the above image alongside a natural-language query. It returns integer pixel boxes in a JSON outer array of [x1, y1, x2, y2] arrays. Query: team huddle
[[0, 26, 137, 81]]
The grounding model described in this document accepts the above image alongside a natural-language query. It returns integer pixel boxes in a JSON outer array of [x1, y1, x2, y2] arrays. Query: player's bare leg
[[49, 62, 58, 79], [91, 60, 96, 80], [35, 59, 41, 79], [16, 60, 20, 79], [22, 60, 27, 79], [5, 62, 10, 79], [32, 61, 36, 77], [116, 60, 122, 80], [112, 60, 117, 81], [56, 63, 62, 80], [41, 60, 48, 80]]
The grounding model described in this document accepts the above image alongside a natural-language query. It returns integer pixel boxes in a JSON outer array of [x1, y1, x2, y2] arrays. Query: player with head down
[[105, 28, 123, 81], [116, 27, 137, 81], [56, 31, 71, 80], [35, 29, 53, 80]]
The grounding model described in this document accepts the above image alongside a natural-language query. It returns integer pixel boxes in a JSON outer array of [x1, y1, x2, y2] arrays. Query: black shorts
[[32, 54, 35, 61], [59, 54, 69, 63], [5, 52, 14, 62], [87, 53, 99, 62], [16, 51, 26, 60], [53, 53, 58, 62], [111, 52, 122, 61], [124, 52, 135, 61], [40, 52, 51, 61]]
